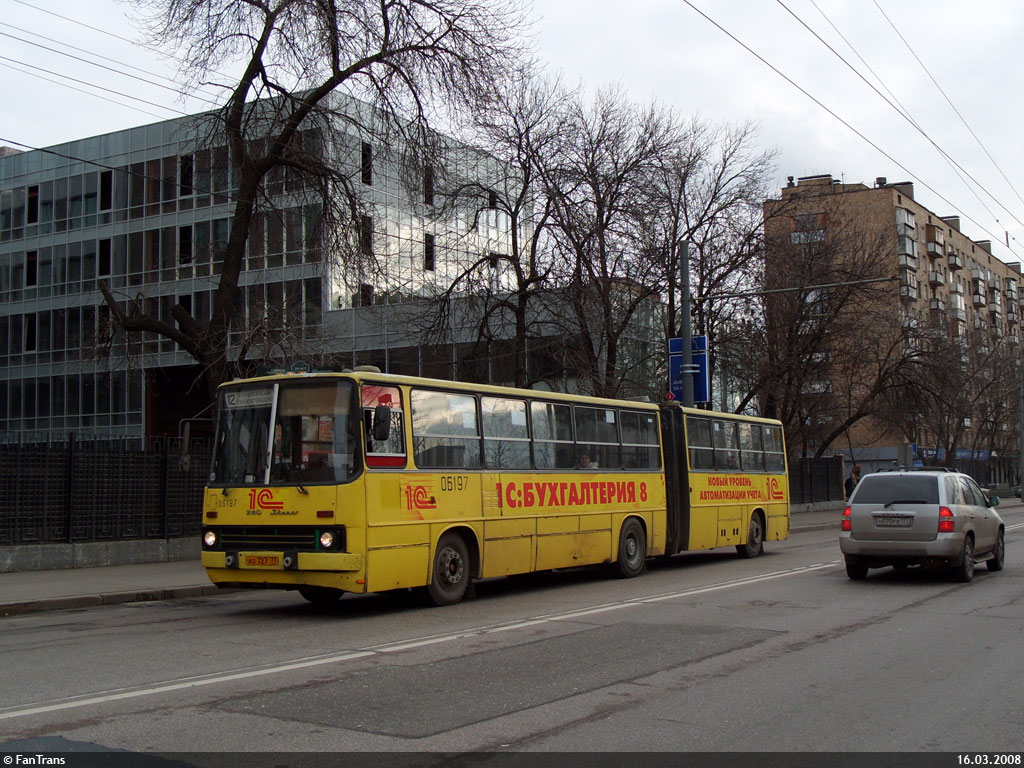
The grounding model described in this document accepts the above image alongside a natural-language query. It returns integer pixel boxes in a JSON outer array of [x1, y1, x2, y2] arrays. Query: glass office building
[[0, 105, 518, 441]]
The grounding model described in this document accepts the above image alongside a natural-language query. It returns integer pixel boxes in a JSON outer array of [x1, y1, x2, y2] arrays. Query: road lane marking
[[0, 651, 376, 721], [0, 561, 840, 721]]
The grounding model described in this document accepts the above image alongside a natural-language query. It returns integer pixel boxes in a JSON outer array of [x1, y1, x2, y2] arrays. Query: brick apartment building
[[764, 174, 1021, 483]]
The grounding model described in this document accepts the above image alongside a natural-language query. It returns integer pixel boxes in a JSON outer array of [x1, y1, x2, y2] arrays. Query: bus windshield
[[209, 379, 360, 487]]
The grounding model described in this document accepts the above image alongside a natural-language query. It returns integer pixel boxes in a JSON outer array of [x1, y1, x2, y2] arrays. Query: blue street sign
[[668, 336, 709, 403]]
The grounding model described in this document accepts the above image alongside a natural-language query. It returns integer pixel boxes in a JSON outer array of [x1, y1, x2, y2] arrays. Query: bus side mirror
[[372, 405, 392, 442]]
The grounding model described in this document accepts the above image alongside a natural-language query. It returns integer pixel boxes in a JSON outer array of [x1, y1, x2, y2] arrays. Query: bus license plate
[[244, 554, 281, 568], [876, 516, 912, 528]]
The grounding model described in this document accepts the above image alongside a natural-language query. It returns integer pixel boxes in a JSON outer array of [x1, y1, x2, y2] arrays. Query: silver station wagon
[[840, 469, 1005, 582]]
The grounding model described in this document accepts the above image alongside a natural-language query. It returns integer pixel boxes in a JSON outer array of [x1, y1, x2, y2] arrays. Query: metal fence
[[1, 433, 845, 545], [789, 456, 845, 505], [0, 433, 210, 545]]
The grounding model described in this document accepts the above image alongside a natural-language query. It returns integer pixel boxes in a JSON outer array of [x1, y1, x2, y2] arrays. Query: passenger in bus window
[[577, 452, 598, 469]]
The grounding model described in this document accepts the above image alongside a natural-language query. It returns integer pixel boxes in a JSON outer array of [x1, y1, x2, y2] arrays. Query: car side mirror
[[372, 404, 392, 442], [989, 496, 1000, 508]]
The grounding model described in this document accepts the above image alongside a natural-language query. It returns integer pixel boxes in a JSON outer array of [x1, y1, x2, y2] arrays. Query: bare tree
[[908, 329, 1018, 467], [641, 121, 775, 407], [538, 87, 681, 398], [101, 0, 532, 397], [407, 76, 570, 388], [739, 215, 922, 457]]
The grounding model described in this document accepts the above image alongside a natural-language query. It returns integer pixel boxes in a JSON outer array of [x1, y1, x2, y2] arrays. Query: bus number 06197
[[440, 475, 469, 492]]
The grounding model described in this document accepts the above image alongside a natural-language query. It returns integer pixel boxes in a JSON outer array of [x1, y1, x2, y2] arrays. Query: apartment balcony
[[1011, 332, 1020, 345], [952, 308, 967, 322], [971, 266, 987, 281], [925, 224, 945, 257], [899, 285, 917, 302], [950, 319, 966, 337], [927, 271, 945, 286], [898, 253, 918, 270], [974, 316, 988, 330], [1008, 308, 1019, 325], [948, 252, 964, 270], [989, 300, 1002, 314], [949, 281, 965, 295], [898, 236, 918, 260], [973, 293, 987, 307], [991, 324, 1004, 339], [929, 297, 947, 313]]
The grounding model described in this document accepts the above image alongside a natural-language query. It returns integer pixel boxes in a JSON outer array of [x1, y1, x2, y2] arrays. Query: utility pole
[[1018, 360, 1023, 488], [680, 241, 694, 408]]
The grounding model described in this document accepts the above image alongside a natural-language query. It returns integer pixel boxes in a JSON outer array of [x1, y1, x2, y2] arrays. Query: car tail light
[[938, 507, 955, 532], [841, 506, 851, 531]]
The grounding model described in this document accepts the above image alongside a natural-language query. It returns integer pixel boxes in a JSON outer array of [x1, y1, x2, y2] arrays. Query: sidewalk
[[0, 505, 853, 618]]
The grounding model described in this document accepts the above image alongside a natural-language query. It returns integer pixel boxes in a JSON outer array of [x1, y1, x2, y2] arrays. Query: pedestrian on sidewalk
[[845, 464, 862, 499]]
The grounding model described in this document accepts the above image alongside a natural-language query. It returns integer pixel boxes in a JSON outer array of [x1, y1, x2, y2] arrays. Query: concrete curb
[[791, 521, 837, 533], [0, 584, 226, 618]]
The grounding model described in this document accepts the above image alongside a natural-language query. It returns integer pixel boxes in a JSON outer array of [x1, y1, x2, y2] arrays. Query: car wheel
[[611, 517, 647, 578], [735, 511, 765, 559], [953, 536, 975, 583], [987, 529, 1005, 572], [425, 532, 471, 606], [845, 561, 868, 580], [298, 586, 343, 606]]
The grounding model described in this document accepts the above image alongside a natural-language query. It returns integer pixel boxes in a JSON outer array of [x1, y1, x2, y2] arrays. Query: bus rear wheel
[[611, 518, 647, 579], [736, 511, 765, 558], [298, 586, 343, 606], [426, 532, 471, 606]]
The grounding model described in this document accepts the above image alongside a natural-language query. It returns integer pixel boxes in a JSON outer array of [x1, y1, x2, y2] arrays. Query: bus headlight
[[319, 531, 335, 549], [203, 530, 218, 548]]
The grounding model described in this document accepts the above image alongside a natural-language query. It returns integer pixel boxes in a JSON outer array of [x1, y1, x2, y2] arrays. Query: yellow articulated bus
[[200, 371, 789, 606]]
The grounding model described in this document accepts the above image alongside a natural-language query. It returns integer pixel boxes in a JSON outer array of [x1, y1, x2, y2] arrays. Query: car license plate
[[243, 554, 281, 568], [875, 516, 912, 528]]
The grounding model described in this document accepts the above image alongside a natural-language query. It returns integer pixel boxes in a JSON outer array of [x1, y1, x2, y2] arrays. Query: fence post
[[65, 432, 75, 543], [160, 437, 170, 538]]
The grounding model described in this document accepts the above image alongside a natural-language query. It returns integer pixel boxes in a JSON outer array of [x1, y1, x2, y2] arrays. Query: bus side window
[[739, 423, 765, 471], [686, 416, 714, 470], [482, 396, 530, 469], [362, 385, 406, 468], [531, 401, 573, 469], [764, 426, 785, 472], [411, 389, 481, 469], [713, 420, 740, 470]]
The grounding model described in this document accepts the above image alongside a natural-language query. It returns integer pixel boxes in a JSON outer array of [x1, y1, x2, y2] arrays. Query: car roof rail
[[875, 465, 957, 473]]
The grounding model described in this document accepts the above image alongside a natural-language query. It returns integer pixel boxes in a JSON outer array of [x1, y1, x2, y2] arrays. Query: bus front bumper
[[201, 550, 364, 572]]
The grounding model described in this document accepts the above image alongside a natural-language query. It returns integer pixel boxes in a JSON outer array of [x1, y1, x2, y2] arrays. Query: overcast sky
[[3, 0, 1022, 266]]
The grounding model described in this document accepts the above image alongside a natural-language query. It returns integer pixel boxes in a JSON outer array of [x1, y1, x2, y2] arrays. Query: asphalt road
[[1, 508, 1023, 757]]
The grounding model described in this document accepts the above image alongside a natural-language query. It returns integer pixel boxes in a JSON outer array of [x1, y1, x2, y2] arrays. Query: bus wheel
[[736, 511, 765, 558], [612, 518, 647, 579], [298, 586, 343, 606], [426, 532, 471, 606]]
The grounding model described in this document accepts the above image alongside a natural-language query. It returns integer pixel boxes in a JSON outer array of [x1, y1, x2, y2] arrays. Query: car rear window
[[851, 475, 939, 505]]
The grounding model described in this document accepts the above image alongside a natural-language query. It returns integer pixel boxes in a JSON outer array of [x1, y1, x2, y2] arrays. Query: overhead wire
[[9, 0, 239, 85], [800, 0, 1008, 234], [679, 0, 1021, 260], [872, 0, 1024, 210], [0, 61, 169, 120], [0, 24, 223, 107], [774, 0, 1023, 235], [0, 54, 188, 116]]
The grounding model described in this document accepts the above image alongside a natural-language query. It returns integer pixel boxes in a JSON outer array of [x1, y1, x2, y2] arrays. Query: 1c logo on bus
[[249, 488, 285, 510]]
